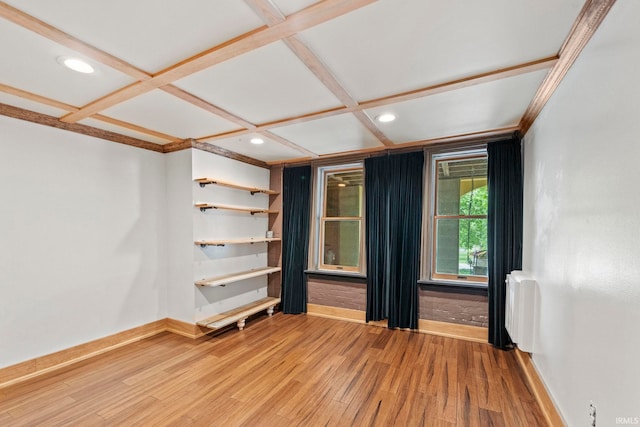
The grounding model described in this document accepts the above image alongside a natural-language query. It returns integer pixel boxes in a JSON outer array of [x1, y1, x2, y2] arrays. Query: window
[[430, 153, 488, 284], [315, 164, 364, 273]]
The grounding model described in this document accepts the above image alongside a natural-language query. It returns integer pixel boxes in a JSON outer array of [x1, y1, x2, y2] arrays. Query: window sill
[[304, 270, 366, 282], [418, 279, 488, 296]]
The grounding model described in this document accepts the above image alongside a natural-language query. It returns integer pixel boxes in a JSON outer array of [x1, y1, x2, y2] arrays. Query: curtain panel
[[365, 151, 424, 329], [282, 165, 312, 314], [487, 135, 524, 349]]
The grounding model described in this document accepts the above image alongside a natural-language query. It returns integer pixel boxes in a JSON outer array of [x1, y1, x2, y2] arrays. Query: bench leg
[[237, 317, 248, 331], [267, 305, 275, 317]]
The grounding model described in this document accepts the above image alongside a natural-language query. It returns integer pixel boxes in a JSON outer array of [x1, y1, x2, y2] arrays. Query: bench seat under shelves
[[196, 297, 281, 331], [195, 266, 281, 287]]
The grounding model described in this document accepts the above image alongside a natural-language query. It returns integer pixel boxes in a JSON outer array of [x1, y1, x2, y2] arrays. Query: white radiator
[[505, 271, 537, 352]]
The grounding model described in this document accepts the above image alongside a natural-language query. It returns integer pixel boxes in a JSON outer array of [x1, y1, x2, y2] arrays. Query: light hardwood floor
[[0, 313, 545, 426]]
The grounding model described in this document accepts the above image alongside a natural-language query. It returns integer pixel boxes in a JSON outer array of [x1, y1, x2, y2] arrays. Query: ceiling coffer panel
[[174, 41, 343, 125], [205, 134, 307, 163], [364, 69, 549, 144], [0, 91, 67, 117], [101, 90, 241, 140], [271, 0, 319, 17], [0, 18, 134, 106], [2, 0, 266, 73], [270, 113, 382, 155]]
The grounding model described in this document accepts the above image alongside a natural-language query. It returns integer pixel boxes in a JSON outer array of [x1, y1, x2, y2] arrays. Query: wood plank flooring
[[0, 314, 545, 426]]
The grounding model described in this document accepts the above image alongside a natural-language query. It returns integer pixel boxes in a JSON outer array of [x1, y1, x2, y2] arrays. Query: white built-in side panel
[[165, 150, 195, 323]]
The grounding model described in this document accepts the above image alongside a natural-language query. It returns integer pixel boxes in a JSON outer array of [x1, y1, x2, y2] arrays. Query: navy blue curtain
[[487, 135, 523, 349], [282, 166, 311, 314], [365, 156, 390, 322], [365, 151, 424, 329]]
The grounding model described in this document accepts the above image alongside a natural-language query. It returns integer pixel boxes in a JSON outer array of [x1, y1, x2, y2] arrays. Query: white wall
[[0, 120, 273, 366], [0, 117, 167, 368], [523, 2, 640, 424]]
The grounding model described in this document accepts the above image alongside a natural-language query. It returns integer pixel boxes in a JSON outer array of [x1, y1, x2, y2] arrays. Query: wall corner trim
[[514, 348, 566, 427]]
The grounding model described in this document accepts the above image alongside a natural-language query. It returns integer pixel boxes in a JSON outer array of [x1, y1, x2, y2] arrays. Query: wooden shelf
[[195, 266, 281, 287], [195, 203, 278, 215], [195, 237, 281, 247], [196, 297, 281, 331], [194, 177, 279, 195]]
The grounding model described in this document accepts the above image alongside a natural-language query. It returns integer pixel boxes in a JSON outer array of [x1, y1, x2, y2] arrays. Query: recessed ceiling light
[[250, 137, 264, 145], [376, 113, 396, 123], [57, 56, 94, 74], [337, 183, 347, 187]]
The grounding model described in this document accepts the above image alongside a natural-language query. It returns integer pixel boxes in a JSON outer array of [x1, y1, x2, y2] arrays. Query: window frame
[[312, 163, 365, 274], [423, 148, 488, 287]]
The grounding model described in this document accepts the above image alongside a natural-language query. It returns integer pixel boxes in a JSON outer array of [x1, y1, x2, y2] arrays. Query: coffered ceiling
[[0, 0, 616, 166]]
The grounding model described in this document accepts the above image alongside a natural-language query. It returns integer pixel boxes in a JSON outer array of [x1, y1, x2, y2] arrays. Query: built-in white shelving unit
[[194, 176, 281, 332]]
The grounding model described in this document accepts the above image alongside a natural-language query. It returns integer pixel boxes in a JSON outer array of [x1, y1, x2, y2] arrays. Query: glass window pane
[[325, 170, 363, 217], [435, 218, 488, 277], [436, 157, 488, 216], [323, 220, 361, 268]]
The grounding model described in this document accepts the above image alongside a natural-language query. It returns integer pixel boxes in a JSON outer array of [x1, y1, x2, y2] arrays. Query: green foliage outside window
[[459, 185, 488, 270]]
